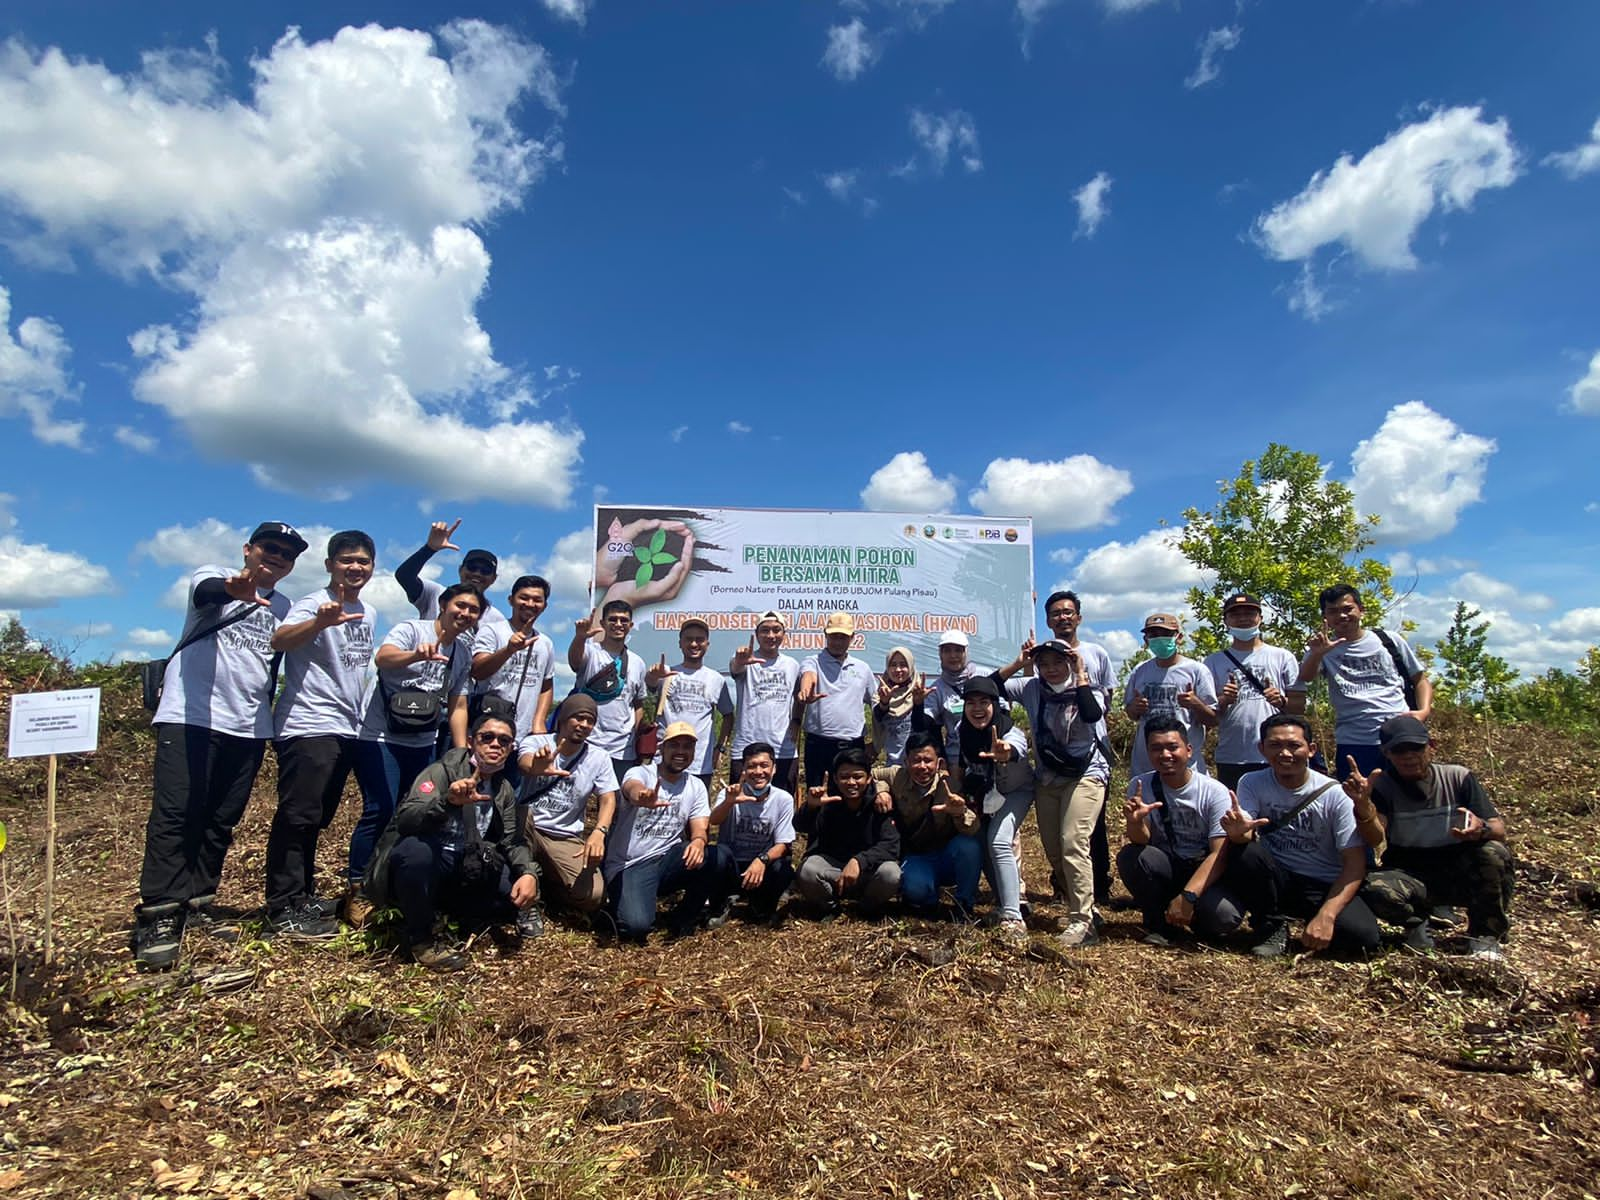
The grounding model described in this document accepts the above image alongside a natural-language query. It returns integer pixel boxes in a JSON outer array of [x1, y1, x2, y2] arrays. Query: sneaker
[[339, 889, 375, 929], [132, 908, 185, 971], [185, 903, 242, 943], [1249, 922, 1289, 959], [1141, 923, 1176, 948], [1428, 905, 1462, 930], [267, 903, 339, 941], [704, 897, 736, 931], [515, 904, 546, 942], [304, 895, 339, 920], [1464, 936, 1504, 962], [411, 939, 467, 971], [1400, 918, 1435, 952], [998, 919, 1029, 945], [1057, 918, 1100, 948]]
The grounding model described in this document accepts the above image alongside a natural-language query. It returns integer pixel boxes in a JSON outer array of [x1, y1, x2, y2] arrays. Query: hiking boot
[[1464, 936, 1504, 962], [411, 939, 467, 972], [267, 903, 338, 941], [185, 901, 242, 943], [515, 903, 546, 942], [340, 889, 375, 929], [1056, 918, 1100, 948], [1428, 905, 1462, 930], [1249, 922, 1289, 959], [1400, 918, 1435, 952], [304, 895, 339, 920], [704, 897, 736, 931], [131, 906, 185, 971]]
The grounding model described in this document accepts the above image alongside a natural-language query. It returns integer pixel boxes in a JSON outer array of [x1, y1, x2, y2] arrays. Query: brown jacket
[[871, 764, 980, 857]]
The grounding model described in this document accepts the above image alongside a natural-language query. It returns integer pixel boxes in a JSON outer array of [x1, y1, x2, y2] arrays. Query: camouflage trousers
[[1363, 840, 1514, 939]]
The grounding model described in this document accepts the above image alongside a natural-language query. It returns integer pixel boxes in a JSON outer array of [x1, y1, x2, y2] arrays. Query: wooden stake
[[44, 753, 57, 967]]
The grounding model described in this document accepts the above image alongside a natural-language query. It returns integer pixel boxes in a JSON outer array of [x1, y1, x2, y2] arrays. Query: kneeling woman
[[363, 713, 538, 970], [954, 677, 1034, 938]]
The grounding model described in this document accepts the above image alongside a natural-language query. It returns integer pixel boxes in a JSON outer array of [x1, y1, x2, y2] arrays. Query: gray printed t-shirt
[[799, 652, 875, 740], [1123, 657, 1217, 778], [1204, 644, 1305, 765], [607, 765, 710, 873], [472, 623, 555, 736], [153, 565, 291, 739], [273, 588, 377, 741], [1307, 630, 1422, 746], [719, 785, 797, 865], [1127, 769, 1230, 862], [576, 641, 648, 757], [357, 619, 473, 748], [730, 654, 800, 758], [515, 734, 619, 839], [657, 664, 735, 775], [1236, 768, 1358, 885]]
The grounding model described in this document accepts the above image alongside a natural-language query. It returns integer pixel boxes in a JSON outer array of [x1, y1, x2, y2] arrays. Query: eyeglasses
[[476, 732, 515, 747], [256, 541, 299, 559], [462, 561, 496, 574]]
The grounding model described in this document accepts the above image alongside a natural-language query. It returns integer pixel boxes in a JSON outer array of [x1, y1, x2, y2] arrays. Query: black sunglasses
[[256, 541, 300, 559], [476, 732, 515, 747]]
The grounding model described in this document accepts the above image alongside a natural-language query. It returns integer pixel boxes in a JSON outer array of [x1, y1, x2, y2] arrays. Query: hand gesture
[[806, 773, 840, 808], [574, 608, 602, 641], [1124, 778, 1163, 821], [876, 676, 894, 707], [1263, 685, 1287, 709], [1176, 684, 1204, 714], [837, 858, 861, 895], [1130, 693, 1150, 717], [1341, 757, 1380, 810], [522, 743, 570, 779], [1307, 626, 1347, 658], [1302, 911, 1335, 951], [314, 600, 364, 629], [507, 627, 535, 653], [1019, 629, 1036, 660], [223, 567, 272, 606], [646, 653, 678, 689], [600, 527, 697, 611], [911, 673, 928, 706], [633, 780, 670, 809], [732, 635, 757, 673], [447, 767, 481, 807], [1220, 790, 1269, 843], [796, 675, 822, 705], [741, 858, 767, 890], [427, 519, 463, 553], [1449, 809, 1487, 841], [930, 769, 963, 814], [1219, 678, 1240, 707], [978, 727, 1014, 764], [412, 641, 449, 664]]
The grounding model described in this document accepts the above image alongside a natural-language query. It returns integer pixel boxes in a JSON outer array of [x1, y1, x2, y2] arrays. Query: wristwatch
[[1180, 890, 1200, 906]]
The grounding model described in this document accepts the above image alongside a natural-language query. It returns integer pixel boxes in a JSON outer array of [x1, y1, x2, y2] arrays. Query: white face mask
[[1227, 624, 1261, 642], [1045, 677, 1073, 694]]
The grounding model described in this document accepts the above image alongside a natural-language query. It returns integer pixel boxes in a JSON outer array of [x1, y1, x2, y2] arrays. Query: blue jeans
[[606, 848, 703, 940], [350, 740, 434, 882], [980, 790, 1033, 922], [388, 835, 514, 944], [901, 835, 982, 910]]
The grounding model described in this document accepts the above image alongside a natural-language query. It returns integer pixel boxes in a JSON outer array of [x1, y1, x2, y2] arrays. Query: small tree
[[1174, 444, 1395, 657], [1433, 602, 1516, 706]]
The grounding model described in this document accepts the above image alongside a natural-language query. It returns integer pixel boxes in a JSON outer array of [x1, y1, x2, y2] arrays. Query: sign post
[[7, 687, 102, 966]]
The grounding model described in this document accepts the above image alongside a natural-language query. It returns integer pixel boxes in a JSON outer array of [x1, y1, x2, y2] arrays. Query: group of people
[[129, 519, 1515, 972]]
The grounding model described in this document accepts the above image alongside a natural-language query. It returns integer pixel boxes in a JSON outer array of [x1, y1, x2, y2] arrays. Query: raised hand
[[507, 627, 536, 653], [313, 601, 365, 629], [1341, 757, 1380, 809], [1220, 790, 1269, 843], [796, 674, 823, 705], [876, 675, 893, 706], [1263, 685, 1287, 709], [634, 779, 671, 809], [447, 767, 481, 807], [427, 519, 463, 553], [806, 773, 841, 807], [1177, 684, 1204, 714], [930, 769, 964, 813], [1019, 629, 1036, 660], [522, 743, 570, 779], [223, 567, 272, 606], [412, 641, 449, 664], [1307, 626, 1348, 658], [646, 653, 679, 689], [732, 635, 757, 673], [1219, 678, 1240, 708], [1124, 778, 1163, 821], [978, 726, 1014, 764], [1130, 693, 1150, 717], [911, 673, 928, 706], [574, 608, 601, 641]]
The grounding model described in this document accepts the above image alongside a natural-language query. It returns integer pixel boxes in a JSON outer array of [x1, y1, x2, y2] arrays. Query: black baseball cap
[[249, 521, 308, 555], [461, 549, 498, 572], [1378, 714, 1431, 750], [1032, 638, 1073, 658], [1222, 592, 1262, 614], [964, 676, 1001, 701]]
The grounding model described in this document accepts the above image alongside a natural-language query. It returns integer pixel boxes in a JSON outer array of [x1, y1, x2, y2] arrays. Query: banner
[[589, 506, 1034, 671]]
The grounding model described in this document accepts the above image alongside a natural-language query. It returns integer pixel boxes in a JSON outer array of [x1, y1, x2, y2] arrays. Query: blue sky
[[1, 0, 1597, 678]]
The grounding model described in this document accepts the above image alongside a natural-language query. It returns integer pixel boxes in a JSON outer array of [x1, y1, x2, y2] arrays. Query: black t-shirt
[[1372, 762, 1496, 863]]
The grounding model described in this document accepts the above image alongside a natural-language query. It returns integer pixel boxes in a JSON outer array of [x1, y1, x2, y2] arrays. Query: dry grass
[[1, 687, 1597, 1199]]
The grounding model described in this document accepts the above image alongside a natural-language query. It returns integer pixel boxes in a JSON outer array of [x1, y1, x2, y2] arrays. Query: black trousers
[[1222, 838, 1381, 953], [1364, 841, 1514, 939], [1215, 762, 1269, 791], [265, 735, 357, 911], [139, 724, 266, 911], [1090, 809, 1111, 901], [804, 734, 865, 789]]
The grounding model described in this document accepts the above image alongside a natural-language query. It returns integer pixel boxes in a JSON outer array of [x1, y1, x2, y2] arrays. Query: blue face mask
[[1147, 636, 1178, 659], [1228, 625, 1261, 643]]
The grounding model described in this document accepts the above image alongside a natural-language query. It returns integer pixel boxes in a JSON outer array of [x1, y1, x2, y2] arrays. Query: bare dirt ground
[[2, 681, 1597, 1200]]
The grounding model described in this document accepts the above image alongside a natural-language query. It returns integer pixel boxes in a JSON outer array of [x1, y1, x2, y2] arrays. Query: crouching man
[[1355, 715, 1514, 960], [875, 732, 982, 919], [1220, 713, 1379, 958], [514, 694, 619, 938], [793, 748, 902, 917], [606, 722, 710, 941], [362, 713, 538, 971], [689, 741, 795, 929], [1116, 716, 1243, 946]]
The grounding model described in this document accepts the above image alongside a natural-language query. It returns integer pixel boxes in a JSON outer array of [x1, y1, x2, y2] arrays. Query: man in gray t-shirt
[[263, 530, 378, 936], [1204, 593, 1307, 791], [133, 520, 307, 971]]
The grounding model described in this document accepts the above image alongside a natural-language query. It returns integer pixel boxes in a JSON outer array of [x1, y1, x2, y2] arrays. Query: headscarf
[[871, 646, 917, 750]]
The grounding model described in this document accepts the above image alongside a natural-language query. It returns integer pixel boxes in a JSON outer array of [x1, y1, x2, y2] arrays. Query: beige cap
[[823, 612, 855, 636], [662, 721, 698, 742], [756, 610, 785, 629], [1142, 612, 1181, 634]]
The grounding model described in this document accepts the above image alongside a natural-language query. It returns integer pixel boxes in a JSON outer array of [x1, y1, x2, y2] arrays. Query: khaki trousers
[[524, 823, 606, 911], [1033, 772, 1106, 923]]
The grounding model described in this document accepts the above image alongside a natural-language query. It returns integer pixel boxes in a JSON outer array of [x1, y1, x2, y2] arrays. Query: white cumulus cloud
[[1551, 607, 1600, 640], [541, 528, 595, 611], [0, 283, 83, 447], [1185, 25, 1241, 90], [1545, 115, 1600, 179], [1057, 529, 1212, 631], [1567, 350, 1600, 416], [126, 626, 175, 647], [0, 495, 114, 608], [1453, 571, 1553, 613], [905, 109, 982, 175], [1255, 105, 1519, 276], [969, 455, 1132, 533], [822, 18, 878, 82], [114, 425, 158, 453], [540, 0, 590, 27], [1350, 401, 1496, 543], [861, 451, 958, 513], [1074, 172, 1112, 239]]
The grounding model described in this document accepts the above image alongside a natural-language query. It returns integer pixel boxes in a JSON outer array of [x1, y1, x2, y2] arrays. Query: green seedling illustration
[[633, 528, 678, 588]]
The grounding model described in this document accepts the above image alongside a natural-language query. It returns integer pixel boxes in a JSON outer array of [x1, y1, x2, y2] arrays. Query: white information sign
[[7, 688, 102, 759]]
